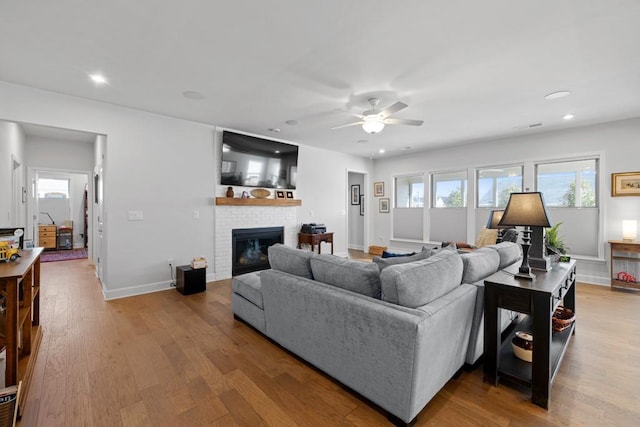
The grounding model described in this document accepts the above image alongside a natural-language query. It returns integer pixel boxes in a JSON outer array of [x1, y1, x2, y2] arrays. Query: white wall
[[372, 117, 640, 285], [0, 121, 26, 226], [0, 81, 373, 298]]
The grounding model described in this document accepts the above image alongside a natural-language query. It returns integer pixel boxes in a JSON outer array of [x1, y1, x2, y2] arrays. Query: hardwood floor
[[19, 254, 640, 426]]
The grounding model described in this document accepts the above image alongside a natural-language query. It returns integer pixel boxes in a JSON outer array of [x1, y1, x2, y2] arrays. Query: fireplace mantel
[[215, 197, 301, 207]]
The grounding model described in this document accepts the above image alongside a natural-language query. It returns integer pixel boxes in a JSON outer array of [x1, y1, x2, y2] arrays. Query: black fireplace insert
[[232, 226, 284, 276]]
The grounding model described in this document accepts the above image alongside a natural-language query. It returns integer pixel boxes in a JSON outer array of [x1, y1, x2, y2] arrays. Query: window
[[432, 171, 467, 207], [536, 159, 598, 207], [37, 178, 69, 199], [395, 175, 424, 208], [477, 166, 523, 208]]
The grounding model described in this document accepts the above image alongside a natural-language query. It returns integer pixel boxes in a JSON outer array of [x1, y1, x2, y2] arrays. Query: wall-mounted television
[[220, 131, 298, 189]]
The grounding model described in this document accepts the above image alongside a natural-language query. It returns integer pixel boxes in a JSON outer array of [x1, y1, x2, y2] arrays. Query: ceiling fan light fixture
[[362, 118, 385, 134]]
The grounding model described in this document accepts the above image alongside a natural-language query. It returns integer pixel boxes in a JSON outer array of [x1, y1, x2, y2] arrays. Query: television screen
[[220, 131, 298, 189]]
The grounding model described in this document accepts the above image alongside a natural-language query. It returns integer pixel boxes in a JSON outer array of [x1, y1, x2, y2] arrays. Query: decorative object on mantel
[[241, 191, 249, 198], [511, 331, 533, 362], [275, 190, 286, 199], [215, 197, 301, 206], [226, 187, 234, 197], [250, 188, 271, 198], [286, 191, 294, 199], [612, 171, 640, 196]]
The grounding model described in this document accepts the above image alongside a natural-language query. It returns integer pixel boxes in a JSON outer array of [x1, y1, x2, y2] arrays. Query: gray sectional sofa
[[232, 242, 520, 425]]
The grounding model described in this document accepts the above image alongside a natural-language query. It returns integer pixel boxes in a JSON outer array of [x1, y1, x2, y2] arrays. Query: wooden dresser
[[38, 225, 56, 249]]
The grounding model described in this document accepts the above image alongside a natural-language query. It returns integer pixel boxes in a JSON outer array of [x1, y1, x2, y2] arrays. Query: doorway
[[346, 170, 369, 252]]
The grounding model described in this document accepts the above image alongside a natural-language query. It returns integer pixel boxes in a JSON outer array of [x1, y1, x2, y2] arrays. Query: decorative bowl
[[250, 188, 271, 198], [552, 306, 575, 332], [512, 331, 533, 362]]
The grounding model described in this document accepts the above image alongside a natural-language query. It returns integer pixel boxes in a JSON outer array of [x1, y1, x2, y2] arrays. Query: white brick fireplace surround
[[214, 205, 299, 279]]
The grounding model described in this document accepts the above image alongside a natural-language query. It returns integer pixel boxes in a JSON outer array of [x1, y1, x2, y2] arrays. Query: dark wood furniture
[[57, 225, 73, 250], [608, 240, 640, 290], [176, 265, 206, 295], [297, 232, 334, 254], [483, 259, 576, 409], [0, 248, 43, 415]]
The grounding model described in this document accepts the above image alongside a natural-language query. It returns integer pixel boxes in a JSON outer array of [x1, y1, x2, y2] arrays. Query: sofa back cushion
[[380, 250, 463, 308], [268, 244, 314, 279], [487, 242, 521, 269], [459, 247, 500, 283], [373, 247, 431, 271], [310, 255, 382, 298]]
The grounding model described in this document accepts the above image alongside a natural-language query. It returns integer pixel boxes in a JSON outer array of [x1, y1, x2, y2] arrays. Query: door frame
[[345, 168, 370, 254]]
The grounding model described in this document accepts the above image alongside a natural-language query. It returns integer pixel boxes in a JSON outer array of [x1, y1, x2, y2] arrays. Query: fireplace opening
[[232, 226, 284, 276]]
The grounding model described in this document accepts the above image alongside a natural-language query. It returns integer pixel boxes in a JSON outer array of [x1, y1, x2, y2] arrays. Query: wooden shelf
[[215, 197, 301, 206]]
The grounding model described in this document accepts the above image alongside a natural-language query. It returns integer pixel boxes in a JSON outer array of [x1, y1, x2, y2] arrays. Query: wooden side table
[[484, 259, 576, 409], [609, 240, 640, 290], [297, 232, 334, 254]]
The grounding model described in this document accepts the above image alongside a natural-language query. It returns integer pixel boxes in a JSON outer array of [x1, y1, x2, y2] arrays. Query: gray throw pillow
[[430, 242, 457, 257], [267, 243, 314, 279], [459, 248, 500, 283], [310, 255, 381, 298], [380, 250, 463, 308]]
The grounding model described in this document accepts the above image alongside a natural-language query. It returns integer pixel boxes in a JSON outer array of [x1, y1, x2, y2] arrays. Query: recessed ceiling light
[[285, 120, 298, 126], [563, 113, 575, 120], [89, 73, 107, 85], [357, 139, 368, 144], [182, 90, 205, 100], [378, 149, 385, 154], [274, 150, 280, 154], [400, 146, 412, 151], [544, 90, 570, 100], [268, 128, 281, 132]]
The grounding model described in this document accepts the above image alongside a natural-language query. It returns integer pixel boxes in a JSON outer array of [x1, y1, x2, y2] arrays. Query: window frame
[[431, 170, 468, 208]]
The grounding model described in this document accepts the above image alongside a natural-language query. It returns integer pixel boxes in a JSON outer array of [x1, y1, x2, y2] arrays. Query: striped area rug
[[40, 248, 88, 263]]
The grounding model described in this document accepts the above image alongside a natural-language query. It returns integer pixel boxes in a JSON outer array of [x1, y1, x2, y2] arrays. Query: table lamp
[[622, 220, 637, 242], [498, 192, 552, 280], [486, 210, 508, 242]]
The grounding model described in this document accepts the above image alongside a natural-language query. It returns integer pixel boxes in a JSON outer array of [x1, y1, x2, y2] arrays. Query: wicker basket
[[552, 306, 575, 332], [368, 245, 387, 256]]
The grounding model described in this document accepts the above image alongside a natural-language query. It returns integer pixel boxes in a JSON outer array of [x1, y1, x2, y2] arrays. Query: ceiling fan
[[332, 97, 424, 134]]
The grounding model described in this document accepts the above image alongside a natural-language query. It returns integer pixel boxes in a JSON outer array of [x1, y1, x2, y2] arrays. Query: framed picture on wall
[[351, 184, 360, 205], [286, 191, 294, 199], [374, 182, 384, 197], [612, 171, 640, 196], [275, 190, 286, 199], [360, 195, 364, 215], [379, 198, 390, 213]]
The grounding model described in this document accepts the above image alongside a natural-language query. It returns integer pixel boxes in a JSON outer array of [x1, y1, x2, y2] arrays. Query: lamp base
[[515, 271, 536, 280], [529, 256, 551, 271]]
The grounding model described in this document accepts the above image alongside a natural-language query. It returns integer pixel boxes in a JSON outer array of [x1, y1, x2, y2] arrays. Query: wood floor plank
[[17, 255, 640, 426]]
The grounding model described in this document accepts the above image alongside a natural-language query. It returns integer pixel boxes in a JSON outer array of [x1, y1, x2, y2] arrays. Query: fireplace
[[232, 226, 284, 276]]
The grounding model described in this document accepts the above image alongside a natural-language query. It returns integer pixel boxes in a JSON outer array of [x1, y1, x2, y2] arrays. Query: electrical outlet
[[167, 258, 173, 267]]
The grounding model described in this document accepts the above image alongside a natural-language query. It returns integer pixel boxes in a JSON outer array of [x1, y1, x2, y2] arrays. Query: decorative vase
[[512, 331, 533, 362], [226, 186, 234, 197]]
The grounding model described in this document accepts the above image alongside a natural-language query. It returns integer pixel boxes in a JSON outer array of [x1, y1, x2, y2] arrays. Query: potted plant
[[546, 222, 568, 260]]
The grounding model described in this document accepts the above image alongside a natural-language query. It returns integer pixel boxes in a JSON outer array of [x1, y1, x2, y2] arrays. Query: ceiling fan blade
[[331, 121, 365, 130], [334, 108, 365, 120], [384, 118, 424, 126], [379, 101, 408, 118]]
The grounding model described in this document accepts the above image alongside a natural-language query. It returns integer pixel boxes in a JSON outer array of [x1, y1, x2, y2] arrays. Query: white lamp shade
[[622, 220, 637, 241]]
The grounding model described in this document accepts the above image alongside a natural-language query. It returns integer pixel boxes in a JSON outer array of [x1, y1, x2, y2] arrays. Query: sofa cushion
[[373, 247, 430, 271], [268, 243, 314, 279], [232, 271, 264, 308], [430, 242, 457, 257], [381, 250, 416, 258], [459, 247, 500, 283], [487, 242, 521, 269], [380, 250, 463, 308], [310, 255, 382, 298]]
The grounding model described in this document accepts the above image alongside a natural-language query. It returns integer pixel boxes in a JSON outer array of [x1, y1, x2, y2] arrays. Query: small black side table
[[176, 265, 206, 295], [483, 259, 576, 409]]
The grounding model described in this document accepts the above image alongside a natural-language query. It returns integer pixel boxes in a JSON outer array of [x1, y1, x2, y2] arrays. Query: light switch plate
[[128, 210, 144, 221]]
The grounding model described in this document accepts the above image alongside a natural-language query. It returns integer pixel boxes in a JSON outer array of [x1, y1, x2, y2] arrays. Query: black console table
[[483, 259, 576, 409]]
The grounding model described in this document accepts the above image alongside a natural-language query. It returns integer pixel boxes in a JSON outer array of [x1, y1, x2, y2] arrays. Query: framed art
[[351, 184, 361, 205], [379, 198, 390, 213], [276, 190, 286, 199], [612, 171, 640, 196], [286, 191, 294, 199], [374, 182, 384, 197], [360, 195, 364, 216]]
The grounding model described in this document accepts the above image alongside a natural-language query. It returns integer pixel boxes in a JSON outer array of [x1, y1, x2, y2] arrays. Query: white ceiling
[[2, 0, 640, 158]]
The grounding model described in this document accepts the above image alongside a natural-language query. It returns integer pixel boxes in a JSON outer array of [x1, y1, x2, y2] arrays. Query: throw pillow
[[381, 250, 417, 258], [380, 250, 463, 308], [373, 247, 431, 270], [475, 227, 498, 248], [310, 255, 382, 298], [430, 241, 457, 257], [267, 243, 314, 279]]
